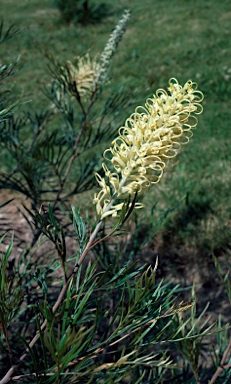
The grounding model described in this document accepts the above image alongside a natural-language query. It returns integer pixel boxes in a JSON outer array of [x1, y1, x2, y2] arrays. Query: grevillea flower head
[[94, 78, 204, 219], [64, 54, 99, 99], [95, 9, 131, 88], [60, 10, 130, 100]]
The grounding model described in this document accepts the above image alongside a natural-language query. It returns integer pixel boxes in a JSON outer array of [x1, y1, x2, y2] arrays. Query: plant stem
[[53, 89, 97, 208], [4, 108, 55, 184], [1, 323, 14, 367], [53, 118, 86, 208], [209, 339, 231, 384]]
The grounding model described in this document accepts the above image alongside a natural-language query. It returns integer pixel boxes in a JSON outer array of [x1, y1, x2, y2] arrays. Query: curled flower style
[[64, 54, 99, 99], [94, 78, 204, 219]]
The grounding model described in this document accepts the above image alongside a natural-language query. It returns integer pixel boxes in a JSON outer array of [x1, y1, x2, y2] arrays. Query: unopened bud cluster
[[95, 9, 131, 87]]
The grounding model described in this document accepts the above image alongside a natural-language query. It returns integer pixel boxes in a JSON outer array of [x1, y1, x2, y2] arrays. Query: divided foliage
[[0, 12, 230, 384]]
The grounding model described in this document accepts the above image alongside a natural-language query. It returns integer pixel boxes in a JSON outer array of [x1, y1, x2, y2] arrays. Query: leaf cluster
[[0, 234, 201, 383]]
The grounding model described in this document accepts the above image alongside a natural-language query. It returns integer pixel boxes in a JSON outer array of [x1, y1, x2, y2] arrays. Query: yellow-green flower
[[94, 78, 204, 219]]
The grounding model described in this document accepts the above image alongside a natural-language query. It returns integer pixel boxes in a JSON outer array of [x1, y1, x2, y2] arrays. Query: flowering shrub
[[0, 14, 230, 384]]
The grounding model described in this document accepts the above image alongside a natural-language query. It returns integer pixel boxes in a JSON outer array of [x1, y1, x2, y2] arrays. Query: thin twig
[[53, 89, 97, 208], [1, 323, 14, 367], [209, 339, 231, 384], [4, 108, 55, 183], [53, 127, 85, 207]]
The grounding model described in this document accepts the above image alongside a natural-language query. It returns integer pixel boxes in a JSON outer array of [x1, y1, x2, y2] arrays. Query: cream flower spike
[[65, 53, 99, 99], [62, 10, 130, 99], [94, 78, 204, 219]]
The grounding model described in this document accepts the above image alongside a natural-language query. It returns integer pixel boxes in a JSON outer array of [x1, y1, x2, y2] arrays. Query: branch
[[209, 339, 231, 384], [53, 94, 95, 207], [4, 108, 55, 184]]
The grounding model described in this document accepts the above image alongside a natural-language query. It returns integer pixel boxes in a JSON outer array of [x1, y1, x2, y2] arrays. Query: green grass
[[1, 0, 231, 257]]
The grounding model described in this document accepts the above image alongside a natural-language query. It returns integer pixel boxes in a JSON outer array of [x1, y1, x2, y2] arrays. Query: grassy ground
[[1, 0, 231, 269]]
